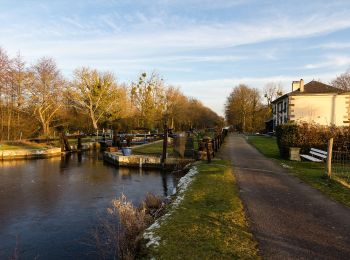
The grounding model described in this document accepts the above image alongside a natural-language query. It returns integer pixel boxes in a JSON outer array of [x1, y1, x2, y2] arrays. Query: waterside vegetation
[[146, 160, 260, 259]]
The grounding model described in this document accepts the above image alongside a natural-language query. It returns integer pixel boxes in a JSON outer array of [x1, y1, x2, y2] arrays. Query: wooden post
[[77, 136, 82, 150], [161, 124, 168, 165], [213, 138, 217, 152], [211, 139, 215, 157], [205, 140, 211, 163], [60, 132, 71, 152], [60, 133, 65, 152], [327, 138, 333, 178]]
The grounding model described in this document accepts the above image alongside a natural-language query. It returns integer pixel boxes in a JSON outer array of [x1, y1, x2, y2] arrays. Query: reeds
[[94, 193, 165, 260]]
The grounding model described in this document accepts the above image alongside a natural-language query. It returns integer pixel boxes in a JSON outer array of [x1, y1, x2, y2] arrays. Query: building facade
[[272, 79, 350, 130]]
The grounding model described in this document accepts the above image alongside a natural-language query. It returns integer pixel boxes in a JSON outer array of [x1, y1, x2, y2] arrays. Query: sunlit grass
[[0, 141, 48, 150], [248, 136, 350, 207], [147, 160, 260, 259], [132, 141, 174, 156]]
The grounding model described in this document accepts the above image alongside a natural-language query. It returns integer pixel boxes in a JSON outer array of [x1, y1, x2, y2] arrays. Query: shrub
[[276, 123, 299, 158], [276, 123, 350, 158], [93, 193, 165, 259]]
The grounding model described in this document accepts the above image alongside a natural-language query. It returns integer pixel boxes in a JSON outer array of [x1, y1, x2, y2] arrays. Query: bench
[[300, 148, 327, 162]]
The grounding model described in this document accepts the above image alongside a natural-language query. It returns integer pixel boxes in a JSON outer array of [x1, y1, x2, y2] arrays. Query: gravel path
[[217, 134, 350, 260]]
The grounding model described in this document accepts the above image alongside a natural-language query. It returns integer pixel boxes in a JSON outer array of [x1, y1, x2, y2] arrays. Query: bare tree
[[226, 84, 268, 132], [164, 86, 188, 129], [131, 72, 166, 129], [0, 48, 11, 140], [331, 70, 350, 91], [7, 52, 28, 139], [263, 82, 283, 107], [27, 57, 64, 136], [69, 67, 126, 130]]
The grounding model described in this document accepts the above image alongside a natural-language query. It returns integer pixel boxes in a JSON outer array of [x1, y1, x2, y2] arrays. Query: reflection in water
[[77, 152, 82, 165], [0, 151, 180, 259], [162, 172, 168, 196]]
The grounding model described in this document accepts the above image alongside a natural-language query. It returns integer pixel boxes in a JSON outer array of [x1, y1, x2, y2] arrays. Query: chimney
[[300, 79, 304, 92], [292, 81, 300, 91]]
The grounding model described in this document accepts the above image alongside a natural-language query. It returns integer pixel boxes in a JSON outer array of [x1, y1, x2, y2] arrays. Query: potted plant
[[121, 135, 132, 156]]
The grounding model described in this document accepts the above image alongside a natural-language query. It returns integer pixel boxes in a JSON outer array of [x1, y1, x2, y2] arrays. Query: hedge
[[276, 123, 350, 159]]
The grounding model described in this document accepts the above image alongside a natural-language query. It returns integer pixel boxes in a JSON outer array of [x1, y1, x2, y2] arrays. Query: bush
[[93, 193, 165, 259], [276, 123, 350, 159]]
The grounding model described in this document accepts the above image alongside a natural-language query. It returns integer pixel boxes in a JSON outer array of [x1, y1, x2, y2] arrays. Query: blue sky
[[1, 0, 350, 115]]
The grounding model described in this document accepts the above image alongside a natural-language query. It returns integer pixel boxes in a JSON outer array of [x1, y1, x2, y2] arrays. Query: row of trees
[[225, 84, 279, 132], [0, 47, 222, 140]]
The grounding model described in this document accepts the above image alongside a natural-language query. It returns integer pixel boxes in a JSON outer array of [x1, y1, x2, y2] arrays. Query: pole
[[205, 140, 211, 163], [161, 124, 168, 165], [77, 136, 82, 150], [327, 138, 333, 178]]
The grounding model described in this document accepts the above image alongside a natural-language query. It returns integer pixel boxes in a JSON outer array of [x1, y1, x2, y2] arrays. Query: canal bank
[[143, 160, 259, 259], [0, 141, 99, 160]]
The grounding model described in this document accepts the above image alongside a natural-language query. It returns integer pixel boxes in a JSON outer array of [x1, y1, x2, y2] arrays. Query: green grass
[[0, 142, 47, 150], [248, 136, 350, 207], [147, 160, 260, 259], [246, 135, 280, 159], [132, 141, 174, 156]]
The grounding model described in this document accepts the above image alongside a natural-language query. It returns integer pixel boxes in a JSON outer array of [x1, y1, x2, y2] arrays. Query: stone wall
[[1, 147, 62, 160]]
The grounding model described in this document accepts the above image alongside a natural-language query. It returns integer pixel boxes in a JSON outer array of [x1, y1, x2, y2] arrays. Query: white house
[[272, 79, 350, 129]]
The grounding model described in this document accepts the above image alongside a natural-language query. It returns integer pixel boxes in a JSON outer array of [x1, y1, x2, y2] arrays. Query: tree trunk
[[7, 106, 12, 140], [41, 122, 50, 137], [90, 108, 98, 130]]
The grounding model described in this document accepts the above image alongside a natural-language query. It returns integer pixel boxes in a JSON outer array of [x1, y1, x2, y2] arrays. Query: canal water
[[0, 152, 179, 259]]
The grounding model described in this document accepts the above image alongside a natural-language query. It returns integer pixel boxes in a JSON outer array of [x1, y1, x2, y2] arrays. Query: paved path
[[217, 134, 350, 260]]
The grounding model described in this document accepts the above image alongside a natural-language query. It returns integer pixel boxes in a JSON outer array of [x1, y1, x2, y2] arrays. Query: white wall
[[292, 94, 349, 126]]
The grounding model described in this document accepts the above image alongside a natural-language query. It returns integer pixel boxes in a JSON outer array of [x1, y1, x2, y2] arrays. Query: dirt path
[[217, 134, 350, 260]]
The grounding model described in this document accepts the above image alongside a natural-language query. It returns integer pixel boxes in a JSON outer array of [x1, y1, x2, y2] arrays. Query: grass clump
[[248, 135, 350, 207], [146, 160, 260, 259]]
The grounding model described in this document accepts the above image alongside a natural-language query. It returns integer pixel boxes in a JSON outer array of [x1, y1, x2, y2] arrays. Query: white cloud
[[304, 55, 350, 69], [318, 42, 350, 49], [3, 9, 350, 59]]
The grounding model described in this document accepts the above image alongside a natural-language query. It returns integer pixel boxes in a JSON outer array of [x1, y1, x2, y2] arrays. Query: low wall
[[104, 152, 194, 170], [1, 147, 62, 160], [69, 142, 100, 151]]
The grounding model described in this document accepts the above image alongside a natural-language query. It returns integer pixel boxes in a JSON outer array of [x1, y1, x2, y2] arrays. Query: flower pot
[[121, 147, 132, 156], [289, 147, 301, 161]]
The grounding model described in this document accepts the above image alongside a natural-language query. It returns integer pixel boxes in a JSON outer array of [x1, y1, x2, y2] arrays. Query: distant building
[[271, 79, 350, 130]]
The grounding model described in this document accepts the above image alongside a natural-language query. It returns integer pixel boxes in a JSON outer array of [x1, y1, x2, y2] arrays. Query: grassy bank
[[132, 141, 174, 156], [0, 141, 48, 150], [147, 160, 260, 259], [248, 136, 350, 207]]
